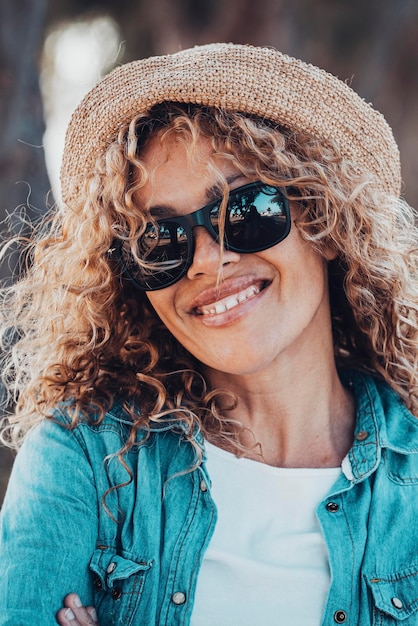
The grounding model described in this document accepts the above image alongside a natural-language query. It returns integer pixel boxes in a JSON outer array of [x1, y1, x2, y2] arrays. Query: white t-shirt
[[190, 441, 341, 626]]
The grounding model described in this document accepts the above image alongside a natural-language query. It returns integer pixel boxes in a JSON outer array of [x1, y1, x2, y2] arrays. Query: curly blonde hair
[[1, 102, 418, 452]]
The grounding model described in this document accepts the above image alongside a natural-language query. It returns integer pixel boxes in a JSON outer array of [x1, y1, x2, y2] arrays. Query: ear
[[322, 245, 338, 261]]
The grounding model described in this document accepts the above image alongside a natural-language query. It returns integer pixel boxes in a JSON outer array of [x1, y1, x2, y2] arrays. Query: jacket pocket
[[89, 548, 153, 626], [366, 565, 418, 624]]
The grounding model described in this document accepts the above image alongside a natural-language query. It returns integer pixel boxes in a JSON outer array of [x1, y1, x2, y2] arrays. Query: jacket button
[[172, 591, 186, 605], [355, 430, 369, 441], [326, 502, 340, 512], [93, 576, 103, 590], [334, 610, 347, 623], [111, 586, 122, 600], [391, 597, 403, 609], [107, 562, 116, 574], [200, 479, 208, 492]]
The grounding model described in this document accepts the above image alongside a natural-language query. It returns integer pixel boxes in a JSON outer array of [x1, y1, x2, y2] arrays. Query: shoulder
[[346, 370, 418, 486], [44, 398, 142, 448], [351, 371, 418, 452], [32, 399, 198, 470], [11, 400, 141, 479], [348, 370, 418, 439]]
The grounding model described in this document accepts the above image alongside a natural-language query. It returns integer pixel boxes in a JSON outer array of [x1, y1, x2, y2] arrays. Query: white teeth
[[198, 285, 261, 316]]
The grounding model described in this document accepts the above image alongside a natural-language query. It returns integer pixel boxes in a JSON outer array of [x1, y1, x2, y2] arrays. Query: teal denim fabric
[[1, 370, 418, 625]]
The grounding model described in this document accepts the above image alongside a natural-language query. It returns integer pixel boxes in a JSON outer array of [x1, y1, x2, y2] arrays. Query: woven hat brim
[[61, 43, 401, 206]]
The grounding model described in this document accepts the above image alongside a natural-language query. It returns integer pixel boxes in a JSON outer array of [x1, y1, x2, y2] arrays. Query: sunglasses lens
[[209, 184, 290, 253], [120, 222, 190, 290]]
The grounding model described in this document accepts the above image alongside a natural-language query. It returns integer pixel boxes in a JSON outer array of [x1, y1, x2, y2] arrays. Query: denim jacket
[[1, 370, 418, 625]]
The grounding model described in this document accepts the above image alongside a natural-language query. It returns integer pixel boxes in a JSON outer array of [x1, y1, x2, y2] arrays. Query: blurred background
[[1, 0, 417, 505]]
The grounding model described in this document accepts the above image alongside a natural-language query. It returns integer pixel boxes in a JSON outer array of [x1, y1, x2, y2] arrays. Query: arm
[[0, 419, 99, 625]]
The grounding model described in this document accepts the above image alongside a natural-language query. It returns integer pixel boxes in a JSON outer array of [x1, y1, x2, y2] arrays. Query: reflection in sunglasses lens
[[210, 186, 288, 252], [142, 224, 188, 265]]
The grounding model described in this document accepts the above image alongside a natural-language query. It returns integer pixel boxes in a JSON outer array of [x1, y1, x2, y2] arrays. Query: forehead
[[140, 132, 226, 170]]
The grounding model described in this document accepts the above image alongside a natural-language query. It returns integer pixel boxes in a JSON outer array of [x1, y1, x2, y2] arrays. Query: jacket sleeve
[[0, 418, 99, 625]]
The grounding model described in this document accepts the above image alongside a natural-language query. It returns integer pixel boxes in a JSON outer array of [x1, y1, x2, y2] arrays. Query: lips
[[191, 278, 270, 316]]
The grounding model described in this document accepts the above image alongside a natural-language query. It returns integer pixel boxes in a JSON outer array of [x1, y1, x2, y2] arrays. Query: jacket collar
[[343, 370, 418, 482], [107, 370, 418, 479]]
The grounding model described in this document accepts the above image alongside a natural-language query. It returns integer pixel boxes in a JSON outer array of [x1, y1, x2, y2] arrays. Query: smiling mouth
[[194, 281, 269, 316]]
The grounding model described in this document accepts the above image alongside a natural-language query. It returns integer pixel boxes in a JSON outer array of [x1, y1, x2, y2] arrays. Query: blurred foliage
[[1, 0, 417, 505]]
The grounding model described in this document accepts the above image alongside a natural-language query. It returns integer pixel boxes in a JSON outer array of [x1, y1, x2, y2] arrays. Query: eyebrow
[[206, 174, 245, 202], [149, 173, 245, 219]]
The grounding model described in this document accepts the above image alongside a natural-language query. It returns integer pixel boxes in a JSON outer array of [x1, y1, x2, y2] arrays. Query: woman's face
[[138, 134, 335, 379]]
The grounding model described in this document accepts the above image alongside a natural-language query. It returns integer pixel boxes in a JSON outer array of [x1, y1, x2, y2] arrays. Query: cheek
[[146, 292, 168, 319], [146, 291, 182, 334], [294, 258, 329, 307], [267, 245, 330, 317]]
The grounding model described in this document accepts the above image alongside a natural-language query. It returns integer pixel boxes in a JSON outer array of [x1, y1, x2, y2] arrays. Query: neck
[[205, 345, 355, 469]]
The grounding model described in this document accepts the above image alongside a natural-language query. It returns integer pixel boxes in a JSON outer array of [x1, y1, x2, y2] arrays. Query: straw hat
[[61, 43, 401, 206]]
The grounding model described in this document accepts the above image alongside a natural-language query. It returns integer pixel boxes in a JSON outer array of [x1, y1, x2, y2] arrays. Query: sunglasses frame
[[117, 181, 291, 291]]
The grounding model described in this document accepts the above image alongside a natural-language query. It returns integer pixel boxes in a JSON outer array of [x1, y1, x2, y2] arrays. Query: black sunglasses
[[117, 180, 291, 291]]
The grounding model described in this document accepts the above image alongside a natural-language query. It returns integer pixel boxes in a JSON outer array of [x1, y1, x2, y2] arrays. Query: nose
[[186, 226, 241, 281]]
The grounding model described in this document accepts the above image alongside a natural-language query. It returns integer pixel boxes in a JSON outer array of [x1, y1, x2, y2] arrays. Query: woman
[[0, 43, 417, 626]]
